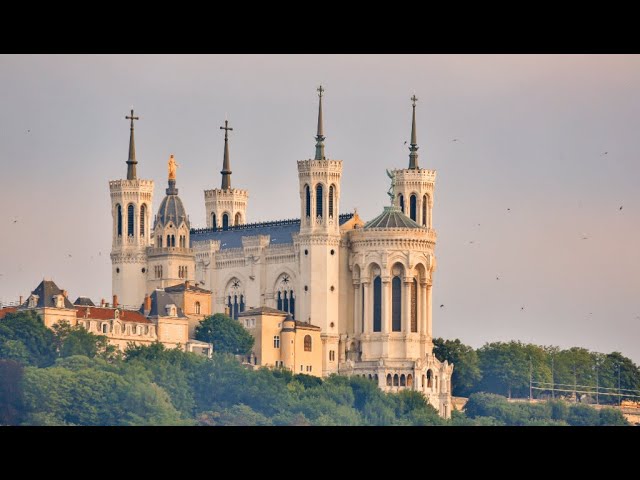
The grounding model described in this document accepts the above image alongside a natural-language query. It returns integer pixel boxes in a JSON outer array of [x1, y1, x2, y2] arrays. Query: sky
[[0, 54, 639, 361]]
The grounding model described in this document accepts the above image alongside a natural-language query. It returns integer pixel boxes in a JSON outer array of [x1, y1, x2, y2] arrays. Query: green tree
[[478, 341, 531, 398], [566, 403, 600, 426], [433, 338, 482, 396], [0, 311, 56, 367], [598, 407, 628, 426], [195, 313, 254, 355], [52, 322, 118, 360], [0, 360, 24, 425]]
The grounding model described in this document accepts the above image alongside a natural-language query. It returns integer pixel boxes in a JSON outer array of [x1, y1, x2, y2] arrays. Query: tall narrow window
[[212, 213, 217, 231], [277, 291, 282, 311], [222, 214, 229, 231], [373, 276, 382, 332], [233, 295, 239, 320], [240, 295, 245, 314], [273, 336, 280, 348], [305, 184, 311, 218], [304, 335, 312, 352], [316, 184, 323, 218], [116, 204, 122, 236], [361, 285, 365, 332], [289, 290, 295, 319], [392, 276, 402, 332], [140, 204, 146, 236], [329, 185, 335, 218], [227, 296, 232, 317], [195, 302, 201, 314], [235, 212, 241, 226], [399, 194, 404, 213], [422, 195, 427, 226], [411, 279, 418, 333], [127, 204, 134, 236], [410, 195, 417, 222], [185, 266, 188, 279], [283, 291, 289, 314]]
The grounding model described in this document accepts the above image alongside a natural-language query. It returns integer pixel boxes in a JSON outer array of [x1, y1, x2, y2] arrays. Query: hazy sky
[[1, 54, 639, 361]]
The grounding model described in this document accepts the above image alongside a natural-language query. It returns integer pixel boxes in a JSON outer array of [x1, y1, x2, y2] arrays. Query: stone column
[[362, 280, 371, 333], [426, 283, 433, 337], [402, 277, 412, 334], [381, 277, 390, 333], [419, 282, 428, 335], [353, 281, 361, 335]]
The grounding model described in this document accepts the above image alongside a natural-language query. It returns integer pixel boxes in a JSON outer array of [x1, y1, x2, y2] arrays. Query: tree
[[477, 341, 531, 398], [433, 338, 482, 396], [0, 311, 57, 367], [195, 313, 254, 355], [0, 360, 24, 425], [52, 322, 117, 360]]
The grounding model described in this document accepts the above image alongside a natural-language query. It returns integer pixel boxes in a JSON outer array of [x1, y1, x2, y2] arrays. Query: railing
[[190, 213, 353, 235], [147, 247, 193, 255]]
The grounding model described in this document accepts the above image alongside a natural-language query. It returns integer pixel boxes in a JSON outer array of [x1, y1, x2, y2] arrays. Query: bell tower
[[297, 86, 343, 376], [393, 95, 436, 229], [109, 109, 154, 308], [204, 118, 249, 230]]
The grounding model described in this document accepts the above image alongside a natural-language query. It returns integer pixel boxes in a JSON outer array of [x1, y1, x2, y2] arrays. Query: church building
[[109, 89, 453, 417]]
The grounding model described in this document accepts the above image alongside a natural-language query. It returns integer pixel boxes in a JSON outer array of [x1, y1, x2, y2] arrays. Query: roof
[[147, 290, 187, 318], [364, 205, 422, 229], [27, 280, 75, 309], [238, 306, 288, 317], [340, 210, 365, 231], [154, 179, 189, 229], [75, 306, 151, 324], [164, 282, 212, 294], [293, 320, 321, 331], [74, 297, 96, 306], [190, 213, 354, 250], [0, 307, 17, 320]]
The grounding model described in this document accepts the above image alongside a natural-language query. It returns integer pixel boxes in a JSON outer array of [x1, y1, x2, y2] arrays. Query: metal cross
[[317, 85, 324, 98], [220, 119, 233, 139], [411, 94, 418, 107], [125, 109, 139, 129]]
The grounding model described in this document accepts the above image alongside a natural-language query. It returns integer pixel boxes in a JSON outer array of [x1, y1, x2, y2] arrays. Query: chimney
[[113, 295, 119, 308], [19, 295, 23, 305], [62, 290, 68, 298], [101, 298, 105, 307], [144, 294, 152, 315]]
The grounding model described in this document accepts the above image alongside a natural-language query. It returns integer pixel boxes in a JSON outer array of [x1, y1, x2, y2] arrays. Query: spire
[[408, 94, 419, 169], [125, 109, 139, 180], [314, 85, 325, 160], [220, 119, 233, 189]]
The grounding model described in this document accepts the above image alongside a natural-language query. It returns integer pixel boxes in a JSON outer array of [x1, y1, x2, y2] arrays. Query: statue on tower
[[386, 169, 396, 204], [168, 154, 180, 180]]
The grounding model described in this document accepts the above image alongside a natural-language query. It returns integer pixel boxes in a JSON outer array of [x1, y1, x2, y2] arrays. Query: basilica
[[109, 88, 453, 417]]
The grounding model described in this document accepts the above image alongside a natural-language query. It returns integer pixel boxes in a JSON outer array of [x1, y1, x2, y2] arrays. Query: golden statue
[[168, 154, 179, 180]]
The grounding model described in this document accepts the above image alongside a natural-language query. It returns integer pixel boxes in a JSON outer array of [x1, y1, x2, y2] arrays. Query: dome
[[364, 205, 421, 229], [154, 179, 189, 229]]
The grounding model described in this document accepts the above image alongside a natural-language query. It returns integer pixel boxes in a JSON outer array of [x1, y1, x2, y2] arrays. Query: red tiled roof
[[0, 307, 17, 320], [75, 306, 151, 324]]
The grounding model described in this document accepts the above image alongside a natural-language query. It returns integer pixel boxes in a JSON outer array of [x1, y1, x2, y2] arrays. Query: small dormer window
[[28, 295, 38, 308], [114, 309, 120, 319], [53, 295, 64, 309], [165, 304, 177, 317]]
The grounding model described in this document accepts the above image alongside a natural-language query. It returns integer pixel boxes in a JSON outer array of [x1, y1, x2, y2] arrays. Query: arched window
[[277, 291, 282, 311], [407, 374, 413, 387], [235, 212, 241, 226], [373, 276, 382, 332], [222, 213, 229, 231], [422, 195, 428, 226], [127, 204, 134, 236], [400, 374, 406, 386], [329, 185, 335, 218], [393, 374, 399, 387], [316, 184, 323, 218], [283, 290, 289, 313], [171, 235, 175, 247], [289, 290, 295, 319], [386, 374, 392, 386], [304, 335, 312, 352], [116, 204, 122, 236], [305, 184, 311, 218], [233, 295, 239, 320], [166, 235, 170, 247], [240, 295, 245, 314], [427, 369, 433, 388], [140, 204, 146, 236], [212, 213, 217, 231], [195, 302, 201, 314], [411, 278, 418, 333], [392, 276, 402, 332], [410, 194, 417, 222], [399, 194, 404, 213]]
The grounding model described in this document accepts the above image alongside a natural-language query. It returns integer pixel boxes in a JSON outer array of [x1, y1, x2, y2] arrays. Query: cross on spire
[[317, 85, 324, 98], [411, 94, 418, 107], [409, 94, 420, 169], [220, 119, 233, 189], [125, 108, 140, 180]]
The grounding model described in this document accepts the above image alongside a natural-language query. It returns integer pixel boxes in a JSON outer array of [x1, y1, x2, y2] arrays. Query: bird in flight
[[581, 234, 589, 240], [601, 152, 608, 156], [404, 141, 407, 145], [439, 304, 445, 308], [26, 130, 30, 133], [521, 306, 525, 311], [67, 254, 72, 258], [619, 206, 623, 211], [496, 276, 500, 280], [452, 138, 459, 142], [507, 208, 511, 212]]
